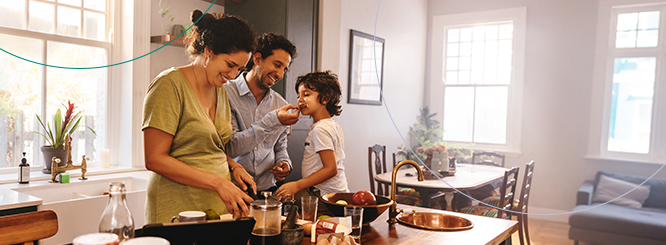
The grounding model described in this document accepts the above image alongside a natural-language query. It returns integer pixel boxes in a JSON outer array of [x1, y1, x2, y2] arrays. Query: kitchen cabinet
[[225, 0, 319, 182]]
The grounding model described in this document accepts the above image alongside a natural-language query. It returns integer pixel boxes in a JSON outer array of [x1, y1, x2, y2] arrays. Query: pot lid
[[250, 199, 282, 210]]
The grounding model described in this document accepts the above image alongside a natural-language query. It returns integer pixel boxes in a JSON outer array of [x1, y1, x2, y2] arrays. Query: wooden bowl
[[320, 192, 394, 226]]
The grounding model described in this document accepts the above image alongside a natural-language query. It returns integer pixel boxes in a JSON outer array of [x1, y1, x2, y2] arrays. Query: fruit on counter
[[335, 200, 348, 205], [204, 209, 220, 220], [270, 165, 284, 172], [317, 215, 331, 220], [352, 190, 376, 205]]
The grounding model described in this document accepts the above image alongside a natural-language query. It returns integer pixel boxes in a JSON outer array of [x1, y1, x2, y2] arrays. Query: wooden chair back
[[472, 151, 506, 167], [392, 150, 412, 169], [0, 210, 58, 245], [368, 144, 388, 196], [497, 166, 520, 219], [517, 160, 535, 245]]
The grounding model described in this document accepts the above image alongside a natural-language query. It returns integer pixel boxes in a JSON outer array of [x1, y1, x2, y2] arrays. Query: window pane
[[59, 0, 81, 7], [637, 30, 658, 47], [460, 27, 473, 42], [459, 42, 472, 56], [638, 11, 659, 30], [608, 57, 655, 154], [46, 41, 107, 163], [447, 43, 459, 57], [0, 34, 43, 168], [29, 1, 55, 33], [498, 24, 513, 39], [459, 57, 471, 70], [458, 71, 470, 85], [485, 25, 498, 41], [57, 6, 81, 37], [444, 87, 474, 142], [0, 0, 26, 29], [617, 13, 638, 31], [445, 71, 457, 84], [473, 26, 485, 41], [446, 57, 458, 71], [616, 30, 637, 48], [448, 28, 460, 43], [84, 0, 105, 11], [474, 86, 508, 144]]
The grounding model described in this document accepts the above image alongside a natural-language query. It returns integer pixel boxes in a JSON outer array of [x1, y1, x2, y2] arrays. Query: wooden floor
[[508, 218, 593, 245]]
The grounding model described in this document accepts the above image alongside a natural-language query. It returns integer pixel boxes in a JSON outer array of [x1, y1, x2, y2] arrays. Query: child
[[276, 71, 349, 201]]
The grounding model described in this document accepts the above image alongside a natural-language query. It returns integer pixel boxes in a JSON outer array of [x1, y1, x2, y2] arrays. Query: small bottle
[[99, 182, 134, 242], [281, 193, 295, 216], [18, 152, 29, 184]]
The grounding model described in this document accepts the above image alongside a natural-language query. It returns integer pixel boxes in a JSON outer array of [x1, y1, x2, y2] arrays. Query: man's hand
[[276, 104, 300, 125], [270, 161, 291, 182]]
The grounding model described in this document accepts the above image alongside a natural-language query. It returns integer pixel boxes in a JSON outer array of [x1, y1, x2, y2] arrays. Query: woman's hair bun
[[191, 10, 203, 23]]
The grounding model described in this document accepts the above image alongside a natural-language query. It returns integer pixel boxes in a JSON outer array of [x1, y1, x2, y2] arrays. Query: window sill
[[0, 167, 147, 185], [584, 154, 666, 165]]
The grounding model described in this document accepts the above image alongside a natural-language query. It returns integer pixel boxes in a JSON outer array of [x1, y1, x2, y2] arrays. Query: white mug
[[170, 211, 206, 223], [123, 237, 170, 245]]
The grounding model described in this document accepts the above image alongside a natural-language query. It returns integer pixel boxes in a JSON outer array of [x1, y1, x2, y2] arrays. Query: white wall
[[425, 0, 666, 222], [319, 0, 428, 193], [149, 0, 225, 79]]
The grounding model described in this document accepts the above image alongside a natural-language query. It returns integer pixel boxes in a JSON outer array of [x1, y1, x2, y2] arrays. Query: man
[[224, 32, 300, 195]]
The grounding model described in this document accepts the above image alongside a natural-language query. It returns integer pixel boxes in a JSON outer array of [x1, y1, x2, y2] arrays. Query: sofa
[[568, 171, 666, 245]]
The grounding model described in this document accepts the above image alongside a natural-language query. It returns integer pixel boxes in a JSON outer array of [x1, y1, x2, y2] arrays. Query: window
[[0, 0, 111, 170], [588, 2, 666, 163], [430, 7, 526, 153]]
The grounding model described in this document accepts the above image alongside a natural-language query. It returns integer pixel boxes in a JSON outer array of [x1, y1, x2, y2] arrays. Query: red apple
[[352, 190, 377, 205]]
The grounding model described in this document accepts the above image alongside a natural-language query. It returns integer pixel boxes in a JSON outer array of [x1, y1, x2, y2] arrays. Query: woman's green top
[[142, 67, 233, 224]]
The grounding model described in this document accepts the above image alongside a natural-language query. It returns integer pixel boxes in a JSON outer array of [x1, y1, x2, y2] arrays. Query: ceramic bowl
[[320, 192, 394, 225]]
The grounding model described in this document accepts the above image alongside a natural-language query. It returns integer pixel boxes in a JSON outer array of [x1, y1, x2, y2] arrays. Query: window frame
[[587, 1, 666, 164], [429, 7, 526, 155], [0, 0, 115, 174]]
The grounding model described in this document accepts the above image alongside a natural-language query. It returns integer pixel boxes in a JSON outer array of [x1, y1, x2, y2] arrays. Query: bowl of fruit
[[320, 191, 394, 226]]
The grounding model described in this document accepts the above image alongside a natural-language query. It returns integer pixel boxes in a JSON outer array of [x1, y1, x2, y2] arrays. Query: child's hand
[[276, 181, 302, 198], [270, 161, 291, 181], [276, 104, 300, 125]]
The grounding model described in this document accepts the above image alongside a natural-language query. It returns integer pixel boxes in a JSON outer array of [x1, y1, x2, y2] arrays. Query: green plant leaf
[[54, 109, 63, 147]]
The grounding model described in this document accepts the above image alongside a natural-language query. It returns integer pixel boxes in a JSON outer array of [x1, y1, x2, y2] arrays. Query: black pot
[[41, 146, 68, 174]]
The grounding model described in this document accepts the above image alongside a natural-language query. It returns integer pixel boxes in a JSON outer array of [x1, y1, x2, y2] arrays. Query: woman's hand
[[228, 156, 256, 195], [275, 181, 302, 198], [214, 178, 254, 218]]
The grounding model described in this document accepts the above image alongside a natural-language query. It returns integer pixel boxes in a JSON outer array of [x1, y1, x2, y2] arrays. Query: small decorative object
[[34, 101, 95, 174], [159, 0, 174, 35], [348, 29, 385, 105], [172, 24, 185, 36]]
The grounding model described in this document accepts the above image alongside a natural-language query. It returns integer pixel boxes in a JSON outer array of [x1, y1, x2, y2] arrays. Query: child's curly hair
[[295, 71, 343, 117]]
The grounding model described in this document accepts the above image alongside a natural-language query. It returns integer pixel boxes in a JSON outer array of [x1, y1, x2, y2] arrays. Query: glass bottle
[[281, 193, 295, 216], [99, 182, 134, 242], [18, 152, 29, 184]]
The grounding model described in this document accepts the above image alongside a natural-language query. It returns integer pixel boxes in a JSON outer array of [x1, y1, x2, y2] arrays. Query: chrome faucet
[[50, 134, 89, 183], [388, 160, 424, 224]]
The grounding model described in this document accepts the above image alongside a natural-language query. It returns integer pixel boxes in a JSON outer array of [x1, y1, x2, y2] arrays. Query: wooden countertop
[[300, 204, 518, 245]]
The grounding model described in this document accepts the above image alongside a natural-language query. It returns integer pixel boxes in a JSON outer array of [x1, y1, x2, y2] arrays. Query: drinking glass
[[301, 196, 318, 223], [344, 206, 363, 241]]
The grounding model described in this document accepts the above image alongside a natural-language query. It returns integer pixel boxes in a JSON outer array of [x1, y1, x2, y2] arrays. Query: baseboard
[[524, 206, 570, 223]]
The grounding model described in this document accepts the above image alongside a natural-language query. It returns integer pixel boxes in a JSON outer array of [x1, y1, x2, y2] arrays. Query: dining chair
[[516, 160, 535, 245], [368, 144, 389, 196], [471, 151, 506, 167], [0, 210, 59, 245], [460, 166, 520, 220]]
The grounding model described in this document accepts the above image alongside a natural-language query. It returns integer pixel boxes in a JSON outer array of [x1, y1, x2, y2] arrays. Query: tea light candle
[[101, 149, 110, 168]]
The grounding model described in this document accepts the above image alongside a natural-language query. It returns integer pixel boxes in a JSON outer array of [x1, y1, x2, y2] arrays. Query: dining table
[[374, 163, 507, 210], [299, 204, 518, 245]]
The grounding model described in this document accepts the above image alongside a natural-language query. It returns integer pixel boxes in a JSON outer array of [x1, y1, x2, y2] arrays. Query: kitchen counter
[[0, 170, 149, 211], [301, 204, 518, 245]]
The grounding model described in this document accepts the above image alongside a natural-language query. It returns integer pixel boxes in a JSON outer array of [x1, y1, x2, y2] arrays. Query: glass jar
[[250, 192, 282, 237], [281, 193, 295, 216], [99, 182, 134, 242]]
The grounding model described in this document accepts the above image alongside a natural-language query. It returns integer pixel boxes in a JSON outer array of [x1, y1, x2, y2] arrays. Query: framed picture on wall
[[348, 29, 385, 105]]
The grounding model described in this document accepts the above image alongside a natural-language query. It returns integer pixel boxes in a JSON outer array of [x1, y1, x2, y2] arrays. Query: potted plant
[[33, 101, 95, 173]]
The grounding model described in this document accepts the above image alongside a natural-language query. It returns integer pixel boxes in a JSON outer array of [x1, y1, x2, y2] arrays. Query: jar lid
[[250, 199, 282, 210]]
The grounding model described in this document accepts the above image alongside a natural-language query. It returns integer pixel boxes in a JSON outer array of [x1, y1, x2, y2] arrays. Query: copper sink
[[396, 212, 474, 231]]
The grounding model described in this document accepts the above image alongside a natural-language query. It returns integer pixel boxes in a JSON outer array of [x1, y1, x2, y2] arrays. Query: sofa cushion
[[595, 171, 666, 209], [592, 174, 651, 208], [570, 204, 666, 241]]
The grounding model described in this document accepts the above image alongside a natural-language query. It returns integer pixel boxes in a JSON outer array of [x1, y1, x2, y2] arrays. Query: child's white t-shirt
[[301, 118, 349, 195]]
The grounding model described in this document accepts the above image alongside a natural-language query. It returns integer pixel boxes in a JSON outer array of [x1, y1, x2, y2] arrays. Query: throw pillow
[[592, 174, 651, 208]]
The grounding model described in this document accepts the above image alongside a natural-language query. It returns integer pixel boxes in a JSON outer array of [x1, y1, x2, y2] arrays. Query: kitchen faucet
[[388, 160, 423, 225], [50, 134, 88, 183]]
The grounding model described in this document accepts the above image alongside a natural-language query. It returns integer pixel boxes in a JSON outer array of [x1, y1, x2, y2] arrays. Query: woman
[[142, 10, 257, 223]]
